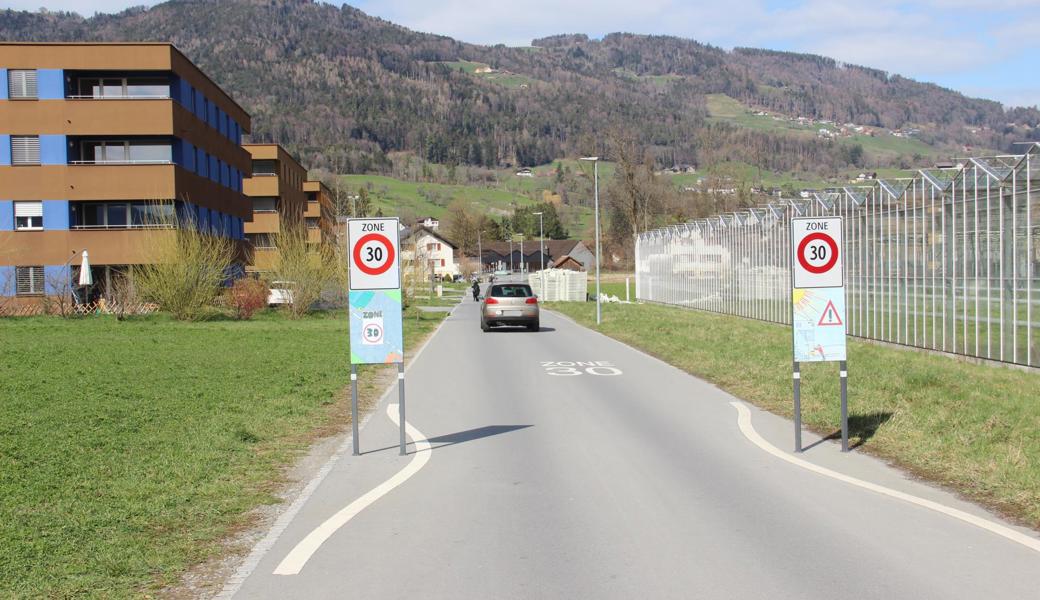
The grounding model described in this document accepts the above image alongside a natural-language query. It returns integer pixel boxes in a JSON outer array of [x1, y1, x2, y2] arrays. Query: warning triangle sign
[[818, 300, 843, 326]]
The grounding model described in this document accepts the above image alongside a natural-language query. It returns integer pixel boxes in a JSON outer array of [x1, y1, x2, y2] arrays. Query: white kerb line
[[273, 403, 432, 575], [730, 401, 1040, 554]]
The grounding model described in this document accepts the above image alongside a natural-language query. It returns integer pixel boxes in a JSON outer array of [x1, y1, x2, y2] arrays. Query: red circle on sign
[[353, 233, 395, 276], [797, 232, 839, 274]]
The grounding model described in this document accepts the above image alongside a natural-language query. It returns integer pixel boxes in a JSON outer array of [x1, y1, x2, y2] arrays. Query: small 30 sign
[[348, 218, 401, 290], [791, 217, 843, 288]]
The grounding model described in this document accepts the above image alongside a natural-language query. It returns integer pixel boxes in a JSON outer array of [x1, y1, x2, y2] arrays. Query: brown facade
[[243, 144, 308, 273], [303, 180, 336, 247], [0, 43, 253, 305]]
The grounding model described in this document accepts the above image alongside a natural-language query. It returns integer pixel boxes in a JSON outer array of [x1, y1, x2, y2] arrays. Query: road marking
[[273, 403, 432, 575], [730, 401, 1040, 554], [216, 307, 455, 597], [541, 360, 623, 377]]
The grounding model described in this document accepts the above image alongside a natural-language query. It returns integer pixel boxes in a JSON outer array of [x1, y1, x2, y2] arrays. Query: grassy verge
[[0, 308, 446, 598], [545, 300, 1040, 529]]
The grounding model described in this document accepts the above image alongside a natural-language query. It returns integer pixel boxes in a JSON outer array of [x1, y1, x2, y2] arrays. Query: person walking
[[471, 280, 480, 302]]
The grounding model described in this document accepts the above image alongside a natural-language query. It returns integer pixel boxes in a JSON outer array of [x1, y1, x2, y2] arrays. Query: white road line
[[272, 403, 432, 575], [730, 401, 1040, 554], [217, 306, 455, 598]]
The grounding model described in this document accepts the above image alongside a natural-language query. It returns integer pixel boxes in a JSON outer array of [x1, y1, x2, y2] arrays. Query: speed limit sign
[[348, 218, 401, 290], [791, 217, 843, 288]]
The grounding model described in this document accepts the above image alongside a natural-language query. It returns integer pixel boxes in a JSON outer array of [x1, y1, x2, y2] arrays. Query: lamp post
[[508, 236, 514, 273], [580, 156, 602, 325], [532, 211, 544, 294], [519, 234, 524, 276]]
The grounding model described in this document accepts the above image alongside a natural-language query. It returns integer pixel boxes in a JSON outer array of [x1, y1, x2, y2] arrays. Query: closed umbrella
[[78, 250, 93, 286]]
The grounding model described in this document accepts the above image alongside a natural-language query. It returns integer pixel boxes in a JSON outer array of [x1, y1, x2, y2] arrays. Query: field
[[545, 299, 1040, 530], [705, 94, 942, 160], [0, 309, 446, 598], [434, 61, 538, 89]]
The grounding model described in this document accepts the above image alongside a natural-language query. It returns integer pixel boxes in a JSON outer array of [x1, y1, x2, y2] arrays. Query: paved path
[[229, 296, 1040, 599]]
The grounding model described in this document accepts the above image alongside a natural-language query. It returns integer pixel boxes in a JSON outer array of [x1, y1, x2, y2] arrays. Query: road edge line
[[214, 305, 455, 597], [730, 401, 1040, 554], [272, 403, 432, 575]]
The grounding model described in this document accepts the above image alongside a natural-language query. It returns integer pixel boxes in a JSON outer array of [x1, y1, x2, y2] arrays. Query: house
[[400, 225, 459, 280], [474, 239, 595, 273], [551, 255, 584, 271], [515, 167, 533, 177], [415, 216, 439, 229], [242, 144, 308, 274], [0, 42, 252, 307]]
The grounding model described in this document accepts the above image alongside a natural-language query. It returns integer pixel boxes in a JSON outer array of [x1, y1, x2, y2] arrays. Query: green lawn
[[0, 309, 445, 598], [546, 300, 1040, 529]]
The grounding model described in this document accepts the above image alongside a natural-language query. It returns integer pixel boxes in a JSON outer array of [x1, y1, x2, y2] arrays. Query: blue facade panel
[[198, 206, 209, 231], [0, 70, 7, 100], [44, 265, 67, 294], [37, 70, 64, 100], [183, 141, 195, 172], [194, 90, 206, 120], [0, 135, 10, 166], [199, 152, 208, 178], [0, 266, 13, 296], [42, 200, 69, 230], [39, 135, 66, 165], [0, 201, 12, 231], [220, 162, 229, 187], [209, 155, 218, 183]]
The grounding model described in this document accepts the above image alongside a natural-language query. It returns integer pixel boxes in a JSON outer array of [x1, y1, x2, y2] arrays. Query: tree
[[444, 199, 478, 256], [506, 203, 568, 239]]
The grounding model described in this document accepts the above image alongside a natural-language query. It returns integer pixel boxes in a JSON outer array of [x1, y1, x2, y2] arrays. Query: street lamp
[[508, 236, 514, 273], [519, 234, 524, 276], [580, 156, 602, 325], [532, 211, 544, 295]]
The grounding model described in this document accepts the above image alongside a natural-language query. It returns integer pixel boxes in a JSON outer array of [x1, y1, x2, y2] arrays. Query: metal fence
[[635, 143, 1040, 368]]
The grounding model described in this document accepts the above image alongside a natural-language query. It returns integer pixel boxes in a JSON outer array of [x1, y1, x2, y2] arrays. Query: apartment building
[[242, 143, 307, 273], [302, 180, 336, 248], [0, 42, 252, 303]]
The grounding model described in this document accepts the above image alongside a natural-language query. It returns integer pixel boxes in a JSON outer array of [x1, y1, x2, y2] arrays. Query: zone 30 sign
[[791, 217, 843, 288], [348, 218, 401, 290]]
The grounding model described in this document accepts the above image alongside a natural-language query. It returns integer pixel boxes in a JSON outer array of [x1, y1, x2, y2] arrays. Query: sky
[[3, 0, 1039, 108]]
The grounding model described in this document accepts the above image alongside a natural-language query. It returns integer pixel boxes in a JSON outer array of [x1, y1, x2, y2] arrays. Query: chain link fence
[[636, 144, 1040, 368]]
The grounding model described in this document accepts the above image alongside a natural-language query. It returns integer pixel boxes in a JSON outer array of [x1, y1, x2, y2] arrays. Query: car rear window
[[489, 284, 532, 298]]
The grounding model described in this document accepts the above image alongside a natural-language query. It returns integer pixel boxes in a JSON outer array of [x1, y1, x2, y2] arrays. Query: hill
[[2, 0, 1037, 179]]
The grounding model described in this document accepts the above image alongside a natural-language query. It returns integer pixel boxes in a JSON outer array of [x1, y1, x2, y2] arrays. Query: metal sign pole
[[351, 364, 359, 456], [793, 361, 802, 452], [840, 360, 849, 452], [398, 363, 406, 455]]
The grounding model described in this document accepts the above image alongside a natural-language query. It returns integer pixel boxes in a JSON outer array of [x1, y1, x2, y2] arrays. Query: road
[[227, 293, 1040, 599]]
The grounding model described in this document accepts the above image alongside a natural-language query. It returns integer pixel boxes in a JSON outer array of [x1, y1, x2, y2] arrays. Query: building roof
[[401, 225, 458, 249], [477, 239, 582, 258]]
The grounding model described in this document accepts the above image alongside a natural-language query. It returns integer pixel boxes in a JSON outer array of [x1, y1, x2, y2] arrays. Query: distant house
[[515, 168, 534, 177], [473, 239, 594, 273], [415, 216, 440, 229], [400, 226, 459, 280], [551, 255, 584, 271], [664, 163, 697, 174]]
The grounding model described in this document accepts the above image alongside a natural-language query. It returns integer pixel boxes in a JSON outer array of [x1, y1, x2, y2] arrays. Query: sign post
[[347, 217, 406, 455], [790, 216, 848, 452]]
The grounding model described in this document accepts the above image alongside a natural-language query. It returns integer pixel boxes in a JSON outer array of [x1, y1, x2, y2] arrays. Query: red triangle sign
[[818, 300, 843, 326]]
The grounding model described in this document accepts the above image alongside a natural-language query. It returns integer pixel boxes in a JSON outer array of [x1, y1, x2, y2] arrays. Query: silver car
[[480, 283, 539, 332]]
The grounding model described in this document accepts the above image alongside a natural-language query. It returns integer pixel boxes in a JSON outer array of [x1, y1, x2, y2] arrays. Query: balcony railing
[[66, 94, 171, 100], [70, 224, 174, 231], [69, 160, 173, 166]]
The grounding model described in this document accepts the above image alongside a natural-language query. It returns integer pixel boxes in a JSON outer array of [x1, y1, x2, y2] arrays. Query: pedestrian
[[471, 280, 480, 302]]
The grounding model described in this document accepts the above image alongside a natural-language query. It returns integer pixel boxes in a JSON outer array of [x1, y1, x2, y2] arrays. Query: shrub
[[133, 208, 236, 321], [271, 225, 337, 319], [226, 277, 268, 320]]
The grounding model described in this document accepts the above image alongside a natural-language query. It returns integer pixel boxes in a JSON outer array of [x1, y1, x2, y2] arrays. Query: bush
[[133, 209, 236, 321], [226, 278, 268, 320], [271, 226, 337, 319]]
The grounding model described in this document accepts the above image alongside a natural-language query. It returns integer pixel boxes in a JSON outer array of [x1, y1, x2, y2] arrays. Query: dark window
[[252, 160, 277, 176], [489, 285, 532, 298], [106, 203, 128, 227], [252, 197, 277, 212]]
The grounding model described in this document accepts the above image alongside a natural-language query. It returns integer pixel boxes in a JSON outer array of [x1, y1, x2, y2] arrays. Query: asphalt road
[[229, 295, 1040, 599]]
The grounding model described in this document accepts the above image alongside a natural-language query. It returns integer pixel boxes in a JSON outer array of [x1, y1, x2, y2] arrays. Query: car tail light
[[485, 297, 499, 304], [525, 297, 538, 304]]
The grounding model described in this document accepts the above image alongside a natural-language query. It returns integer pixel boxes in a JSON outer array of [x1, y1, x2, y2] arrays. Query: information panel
[[349, 290, 404, 365], [792, 287, 847, 362]]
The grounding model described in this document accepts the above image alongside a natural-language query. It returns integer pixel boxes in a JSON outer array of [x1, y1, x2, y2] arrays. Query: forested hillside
[[2, 0, 1037, 176]]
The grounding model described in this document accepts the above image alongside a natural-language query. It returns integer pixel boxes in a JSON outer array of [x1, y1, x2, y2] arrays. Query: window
[[78, 140, 171, 164], [489, 284, 532, 298], [246, 233, 275, 249], [14, 202, 43, 230], [16, 266, 45, 296], [11, 135, 40, 165], [306, 217, 319, 229], [77, 76, 170, 99], [440, 259, 445, 267], [70, 201, 174, 229], [8, 70, 37, 99], [437, 243, 442, 250], [427, 243, 435, 251], [252, 197, 277, 212]]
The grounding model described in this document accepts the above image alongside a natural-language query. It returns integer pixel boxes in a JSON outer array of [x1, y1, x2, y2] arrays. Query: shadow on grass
[[804, 411, 893, 451]]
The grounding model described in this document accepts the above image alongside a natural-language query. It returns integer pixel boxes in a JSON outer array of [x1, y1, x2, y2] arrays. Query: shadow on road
[[802, 411, 893, 452], [486, 326, 556, 333], [364, 424, 533, 454]]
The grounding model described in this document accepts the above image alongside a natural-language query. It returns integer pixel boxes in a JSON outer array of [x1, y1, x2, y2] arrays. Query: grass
[[0, 308, 446, 598], [705, 94, 944, 160], [545, 300, 1040, 529]]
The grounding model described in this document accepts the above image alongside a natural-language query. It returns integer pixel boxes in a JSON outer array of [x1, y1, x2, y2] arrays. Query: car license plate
[[503, 310, 522, 317]]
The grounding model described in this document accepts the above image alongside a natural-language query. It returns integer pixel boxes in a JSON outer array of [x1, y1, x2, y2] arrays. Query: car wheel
[[481, 320, 489, 332], [528, 320, 540, 332]]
